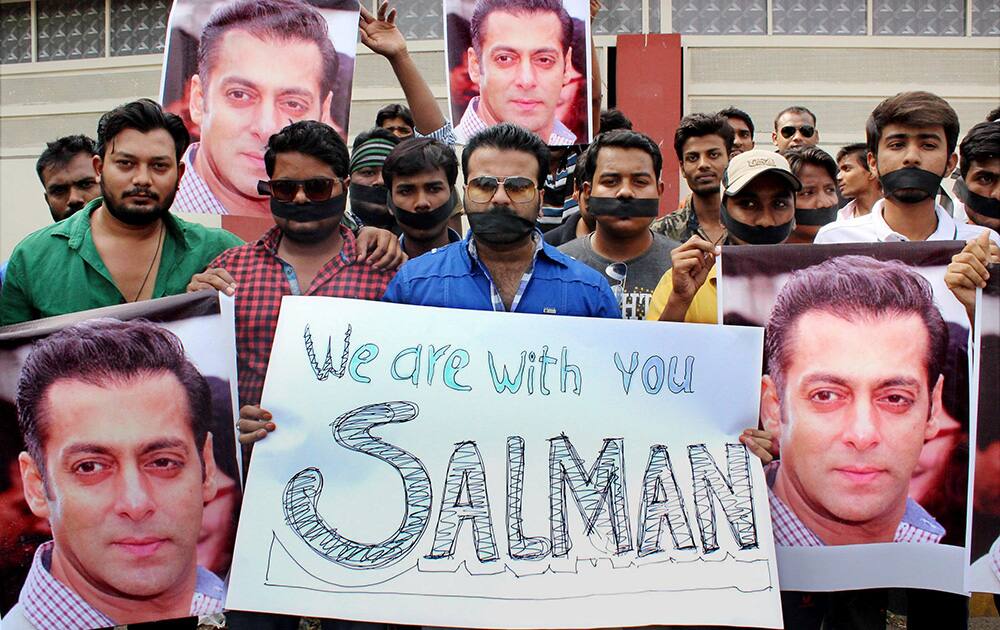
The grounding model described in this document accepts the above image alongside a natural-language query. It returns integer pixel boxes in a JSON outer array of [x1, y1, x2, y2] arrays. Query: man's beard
[[282, 220, 340, 244], [102, 183, 175, 226]]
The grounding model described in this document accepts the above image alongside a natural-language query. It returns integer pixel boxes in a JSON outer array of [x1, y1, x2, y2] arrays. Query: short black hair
[[959, 121, 1000, 178], [866, 91, 959, 157], [265, 120, 350, 179], [784, 145, 837, 182], [16, 319, 213, 481], [198, 0, 338, 100], [986, 106, 1000, 123], [599, 108, 633, 133], [383, 137, 459, 191], [573, 146, 590, 192], [470, 0, 572, 59], [718, 106, 755, 136], [352, 126, 401, 152], [96, 98, 190, 163], [673, 113, 735, 161], [773, 105, 817, 130], [376, 103, 414, 129], [461, 123, 550, 185], [35, 135, 97, 185], [579, 129, 662, 185], [836, 142, 870, 172]]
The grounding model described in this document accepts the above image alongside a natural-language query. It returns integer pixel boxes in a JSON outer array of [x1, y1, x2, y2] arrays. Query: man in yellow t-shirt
[[646, 149, 802, 323]]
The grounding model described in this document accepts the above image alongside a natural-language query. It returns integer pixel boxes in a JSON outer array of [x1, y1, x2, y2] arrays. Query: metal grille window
[[1, 2, 32, 64], [673, 0, 768, 35], [392, 0, 444, 39], [110, 0, 171, 56], [772, 0, 867, 35], [593, 0, 644, 34], [971, 0, 1000, 35], [36, 0, 106, 62], [874, 0, 967, 35]]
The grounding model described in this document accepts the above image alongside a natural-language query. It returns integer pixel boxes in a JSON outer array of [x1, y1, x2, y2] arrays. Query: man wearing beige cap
[[645, 149, 801, 323]]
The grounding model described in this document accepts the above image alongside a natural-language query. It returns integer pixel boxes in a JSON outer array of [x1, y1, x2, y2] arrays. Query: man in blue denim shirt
[[384, 123, 620, 318]]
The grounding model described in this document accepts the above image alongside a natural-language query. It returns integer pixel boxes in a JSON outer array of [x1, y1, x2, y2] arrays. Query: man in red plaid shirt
[[188, 120, 395, 418]]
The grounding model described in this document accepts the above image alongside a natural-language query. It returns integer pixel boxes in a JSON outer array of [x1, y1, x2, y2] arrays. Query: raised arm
[[360, 2, 448, 135]]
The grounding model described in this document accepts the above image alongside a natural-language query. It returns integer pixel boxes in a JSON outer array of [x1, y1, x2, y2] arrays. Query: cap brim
[[725, 168, 802, 195]]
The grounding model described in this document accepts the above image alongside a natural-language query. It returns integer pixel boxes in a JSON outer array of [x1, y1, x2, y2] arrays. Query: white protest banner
[[227, 297, 782, 628]]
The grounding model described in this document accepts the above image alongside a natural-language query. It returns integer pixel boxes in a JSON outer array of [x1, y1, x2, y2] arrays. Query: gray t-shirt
[[558, 231, 679, 320]]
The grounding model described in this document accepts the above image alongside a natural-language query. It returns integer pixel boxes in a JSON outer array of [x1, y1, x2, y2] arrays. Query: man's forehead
[[880, 123, 946, 142], [481, 10, 563, 47], [683, 134, 727, 154], [394, 168, 448, 186], [797, 163, 835, 184], [777, 111, 814, 126], [468, 147, 537, 176], [209, 29, 325, 87], [786, 309, 930, 362], [969, 157, 1000, 173], [595, 146, 655, 174], [43, 153, 96, 185], [734, 176, 794, 200]]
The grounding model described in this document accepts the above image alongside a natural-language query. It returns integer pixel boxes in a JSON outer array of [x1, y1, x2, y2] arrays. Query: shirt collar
[[463, 228, 567, 271], [54, 197, 190, 252], [398, 227, 462, 250], [459, 97, 577, 145], [20, 541, 224, 629], [255, 223, 357, 264], [871, 198, 958, 242], [20, 541, 114, 630], [176, 143, 230, 216]]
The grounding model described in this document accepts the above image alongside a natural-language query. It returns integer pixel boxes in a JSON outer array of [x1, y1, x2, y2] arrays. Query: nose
[[292, 184, 310, 204], [131, 163, 152, 187], [413, 189, 432, 211], [251, 100, 281, 143], [989, 183, 1000, 201], [67, 186, 86, 208], [115, 464, 156, 521], [491, 180, 514, 207], [819, 189, 839, 208], [901, 142, 922, 167], [842, 401, 881, 451], [515, 58, 538, 89]]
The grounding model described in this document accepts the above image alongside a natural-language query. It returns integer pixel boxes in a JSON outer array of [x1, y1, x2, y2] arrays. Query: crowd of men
[[0, 1, 999, 629]]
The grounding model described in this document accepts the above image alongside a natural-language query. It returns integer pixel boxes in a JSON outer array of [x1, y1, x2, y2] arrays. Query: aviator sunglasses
[[257, 177, 342, 202], [466, 176, 537, 204], [779, 124, 816, 139]]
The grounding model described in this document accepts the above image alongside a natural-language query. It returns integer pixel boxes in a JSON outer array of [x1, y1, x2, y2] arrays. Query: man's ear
[[563, 46, 574, 82], [581, 179, 591, 200], [945, 152, 959, 178], [201, 432, 218, 505], [176, 160, 186, 186], [760, 374, 784, 440], [19, 452, 51, 520], [467, 47, 481, 84], [656, 178, 665, 196], [189, 74, 205, 128], [867, 151, 879, 178], [925, 374, 944, 441], [771, 130, 779, 149], [93, 154, 104, 180], [319, 92, 334, 127]]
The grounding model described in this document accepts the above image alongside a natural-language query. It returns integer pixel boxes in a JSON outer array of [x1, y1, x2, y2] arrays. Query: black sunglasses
[[257, 178, 341, 202], [779, 125, 816, 139]]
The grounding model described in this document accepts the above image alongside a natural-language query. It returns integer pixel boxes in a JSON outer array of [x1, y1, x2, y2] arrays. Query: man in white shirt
[[816, 91, 999, 247]]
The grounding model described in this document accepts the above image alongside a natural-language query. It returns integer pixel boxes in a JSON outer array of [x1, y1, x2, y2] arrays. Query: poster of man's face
[[446, 0, 591, 145], [161, 0, 359, 216], [721, 242, 971, 560], [969, 268, 999, 594], [0, 292, 242, 626]]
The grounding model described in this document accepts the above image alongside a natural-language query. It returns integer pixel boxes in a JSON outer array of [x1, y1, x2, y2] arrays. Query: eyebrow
[[490, 45, 560, 55], [799, 374, 921, 389], [110, 151, 173, 163], [62, 438, 190, 459], [884, 131, 943, 142]]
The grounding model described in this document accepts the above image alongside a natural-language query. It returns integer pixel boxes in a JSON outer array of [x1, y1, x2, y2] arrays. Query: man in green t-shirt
[[0, 99, 243, 325]]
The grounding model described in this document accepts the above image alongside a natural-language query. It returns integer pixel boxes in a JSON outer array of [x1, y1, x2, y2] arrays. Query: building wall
[[1, 0, 998, 258]]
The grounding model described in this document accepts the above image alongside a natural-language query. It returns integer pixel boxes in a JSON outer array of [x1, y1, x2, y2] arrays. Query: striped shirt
[[173, 143, 230, 215], [454, 97, 577, 145], [13, 540, 224, 630], [765, 462, 945, 547]]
